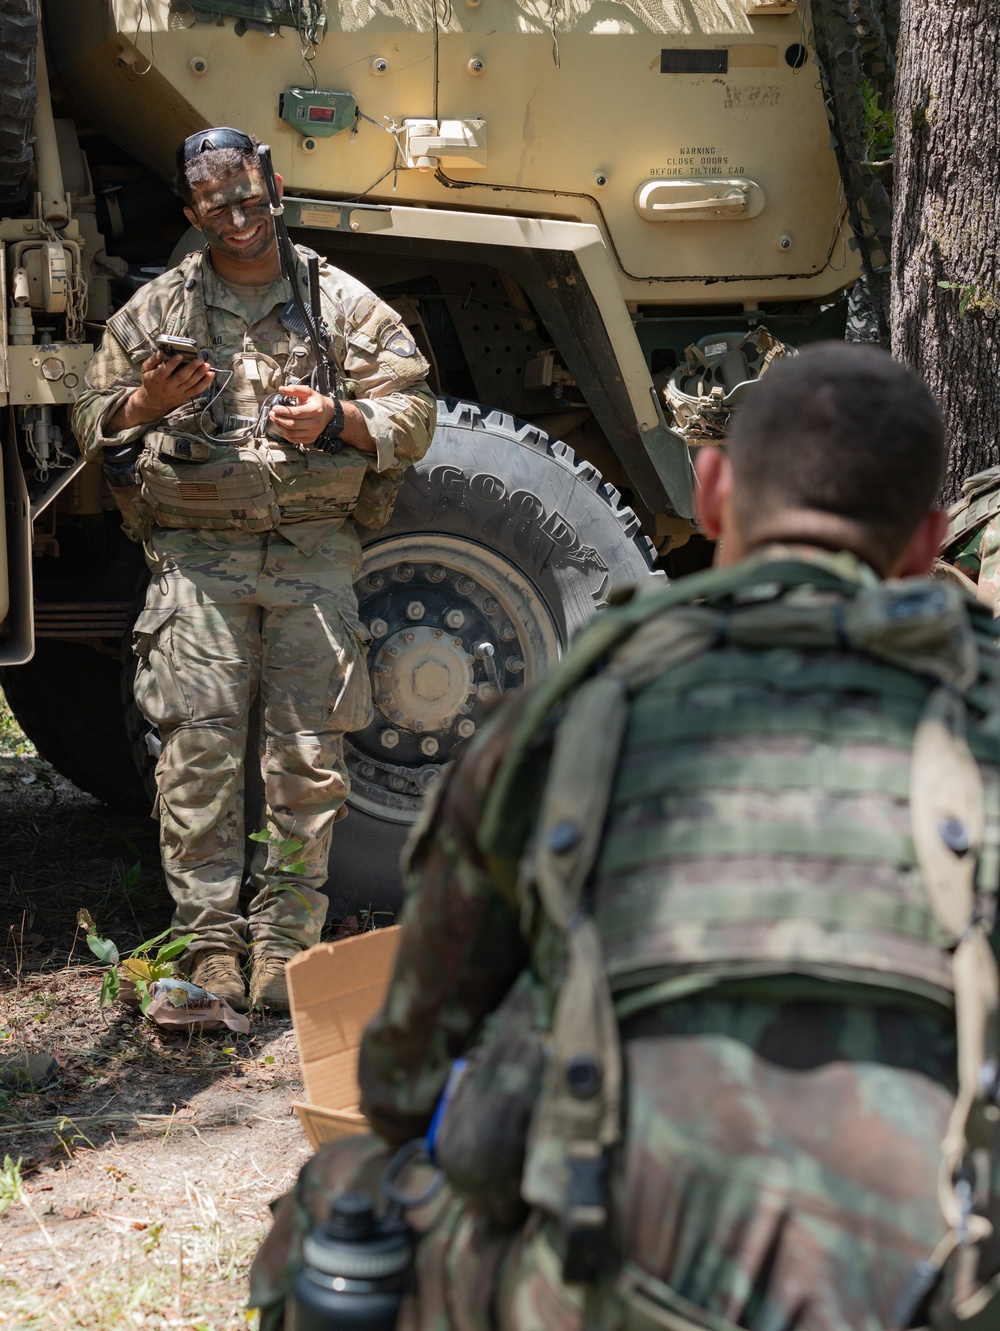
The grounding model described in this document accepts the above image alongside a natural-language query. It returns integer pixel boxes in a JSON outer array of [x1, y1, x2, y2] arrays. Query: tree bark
[[891, 2, 1000, 501]]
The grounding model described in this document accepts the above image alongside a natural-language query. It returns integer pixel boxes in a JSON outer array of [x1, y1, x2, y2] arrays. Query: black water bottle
[[290, 1192, 413, 1331]]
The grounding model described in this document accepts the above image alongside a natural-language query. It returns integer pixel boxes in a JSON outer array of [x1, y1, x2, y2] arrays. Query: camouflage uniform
[[72, 247, 435, 957], [251, 547, 1000, 1329], [944, 467, 1000, 614]]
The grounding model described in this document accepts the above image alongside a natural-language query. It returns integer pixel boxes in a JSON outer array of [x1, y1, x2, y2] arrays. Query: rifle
[[257, 143, 334, 399]]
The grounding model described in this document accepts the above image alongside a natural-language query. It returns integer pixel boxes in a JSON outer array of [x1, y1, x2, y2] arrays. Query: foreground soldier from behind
[[252, 343, 1000, 1329], [72, 129, 436, 1011]]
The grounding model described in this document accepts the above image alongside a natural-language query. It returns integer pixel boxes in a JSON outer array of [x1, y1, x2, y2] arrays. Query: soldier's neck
[[207, 244, 282, 288]]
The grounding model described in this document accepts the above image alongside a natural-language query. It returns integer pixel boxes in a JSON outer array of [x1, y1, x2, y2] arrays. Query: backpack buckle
[[560, 1142, 613, 1283]]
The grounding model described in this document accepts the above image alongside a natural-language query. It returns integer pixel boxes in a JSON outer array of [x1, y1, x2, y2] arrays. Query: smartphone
[[155, 334, 201, 361]]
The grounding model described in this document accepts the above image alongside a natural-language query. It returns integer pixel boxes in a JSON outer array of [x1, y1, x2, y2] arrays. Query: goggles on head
[[175, 127, 256, 177]]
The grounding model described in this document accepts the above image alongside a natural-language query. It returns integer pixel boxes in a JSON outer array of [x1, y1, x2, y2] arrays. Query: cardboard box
[[287, 926, 401, 1149]]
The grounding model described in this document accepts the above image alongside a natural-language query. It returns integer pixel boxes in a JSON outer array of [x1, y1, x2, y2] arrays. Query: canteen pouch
[[137, 437, 280, 531], [261, 441, 371, 524], [432, 969, 547, 1227]]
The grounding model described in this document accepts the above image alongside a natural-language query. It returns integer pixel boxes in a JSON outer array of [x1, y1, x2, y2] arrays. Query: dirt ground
[[0, 699, 318, 1329]]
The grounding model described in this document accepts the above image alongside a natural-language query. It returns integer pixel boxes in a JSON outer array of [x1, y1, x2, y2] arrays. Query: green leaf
[[87, 933, 119, 965], [100, 969, 120, 1007], [264, 1055, 275, 1065], [136, 979, 152, 1015], [278, 838, 304, 855], [278, 860, 308, 876], [248, 829, 272, 843], [937, 280, 955, 290], [133, 927, 173, 955], [960, 290, 973, 317], [153, 937, 192, 965]]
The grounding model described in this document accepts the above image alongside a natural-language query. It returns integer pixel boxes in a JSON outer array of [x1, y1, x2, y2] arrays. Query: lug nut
[[404, 632, 415, 644], [394, 710, 405, 722], [406, 601, 426, 620], [499, 623, 516, 641], [444, 609, 465, 629], [483, 597, 500, 614], [457, 577, 476, 594], [476, 642, 495, 659], [359, 763, 376, 778], [433, 628, 444, 638], [389, 775, 406, 791], [397, 564, 414, 581], [376, 666, 390, 678], [457, 718, 476, 738], [414, 720, 424, 731], [507, 657, 525, 673], [367, 573, 384, 590], [369, 618, 388, 638], [387, 646, 399, 658], [381, 730, 400, 748], [428, 567, 446, 582], [420, 736, 439, 756], [378, 693, 392, 705]]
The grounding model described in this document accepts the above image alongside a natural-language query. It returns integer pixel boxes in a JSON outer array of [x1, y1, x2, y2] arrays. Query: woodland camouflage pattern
[[943, 468, 1000, 615], [251, 548, 1000, 1330], [73, 245, 435, 956]]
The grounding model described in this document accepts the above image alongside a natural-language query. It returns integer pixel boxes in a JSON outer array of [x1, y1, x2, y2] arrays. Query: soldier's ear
[[695, 447, 730, 541], [183, 205, 203, 234], [891, 508, 950, 578]]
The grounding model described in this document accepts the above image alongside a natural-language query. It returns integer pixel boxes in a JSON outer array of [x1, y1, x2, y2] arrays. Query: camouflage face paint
[[189, 167, 276, 266]]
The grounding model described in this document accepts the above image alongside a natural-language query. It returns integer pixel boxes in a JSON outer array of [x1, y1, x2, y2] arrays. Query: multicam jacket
[[72, 244, 436, 539]]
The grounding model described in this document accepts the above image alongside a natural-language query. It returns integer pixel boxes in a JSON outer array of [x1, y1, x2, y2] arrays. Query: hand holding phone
[[154, 334, 201, 361], [135, 337, 215, 418]]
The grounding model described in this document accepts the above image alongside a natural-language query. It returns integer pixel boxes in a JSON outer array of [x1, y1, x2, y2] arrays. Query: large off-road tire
[[0, 0, 38, 216], [327, 399, 660, 909], [1, 640, 150, 812]]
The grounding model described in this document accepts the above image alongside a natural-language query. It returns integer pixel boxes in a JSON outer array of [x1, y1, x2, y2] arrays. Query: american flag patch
[[175, 482, 221, 502]]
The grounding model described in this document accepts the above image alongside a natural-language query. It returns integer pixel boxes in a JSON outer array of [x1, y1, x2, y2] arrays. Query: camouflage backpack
[[439, 556, 1000, 1330]]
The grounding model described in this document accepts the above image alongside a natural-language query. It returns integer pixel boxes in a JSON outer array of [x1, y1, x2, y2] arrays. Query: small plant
[[248, 828, 311, 908], [76, 909, 195, 1012], [861, 79, 894, 166], [248, 828, 308, 876], [0, 1155, 25, 1215], [937, 275, 996, 316]]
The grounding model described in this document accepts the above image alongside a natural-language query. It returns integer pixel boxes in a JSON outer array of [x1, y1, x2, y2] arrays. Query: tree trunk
[[891, 2, 1000, 501]]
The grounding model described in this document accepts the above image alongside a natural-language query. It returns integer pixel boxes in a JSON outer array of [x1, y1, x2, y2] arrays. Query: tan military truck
[[0, 0, 888, 902]]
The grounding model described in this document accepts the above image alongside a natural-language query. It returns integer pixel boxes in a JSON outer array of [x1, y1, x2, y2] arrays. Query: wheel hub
[[372, 626, 473, 732], [345, 534, 560, 823]]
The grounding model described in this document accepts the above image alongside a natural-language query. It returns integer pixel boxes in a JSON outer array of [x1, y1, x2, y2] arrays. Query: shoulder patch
[[385, 331, 416, 358]]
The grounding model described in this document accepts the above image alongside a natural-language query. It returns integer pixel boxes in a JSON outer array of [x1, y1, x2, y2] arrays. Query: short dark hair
[[726, 342, 945, 562], [173, 132, 262, 205]]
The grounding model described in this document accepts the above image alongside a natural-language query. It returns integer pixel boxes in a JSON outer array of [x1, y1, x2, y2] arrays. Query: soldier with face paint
[[72, 128, 436, 1012]]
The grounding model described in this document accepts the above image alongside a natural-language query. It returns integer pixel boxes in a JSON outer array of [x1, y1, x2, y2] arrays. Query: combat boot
[[249, 953, 290, 1012], [189, 950, 248, 1012]]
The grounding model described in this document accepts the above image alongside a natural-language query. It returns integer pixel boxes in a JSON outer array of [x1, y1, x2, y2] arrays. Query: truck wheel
[[328, 399, 660, 906], [1, 640, 151, 812], [0, 0, 38, 215]]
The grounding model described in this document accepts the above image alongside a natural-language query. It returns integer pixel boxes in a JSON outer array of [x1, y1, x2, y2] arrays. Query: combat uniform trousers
[[132, 520, 373, 959]]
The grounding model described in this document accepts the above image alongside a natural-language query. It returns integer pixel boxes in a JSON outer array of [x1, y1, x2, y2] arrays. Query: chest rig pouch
[[137, 435, 281, 532]]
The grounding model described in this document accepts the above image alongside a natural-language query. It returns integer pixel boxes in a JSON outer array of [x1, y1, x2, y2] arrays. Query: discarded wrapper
[[145, 977, 251, 1034]]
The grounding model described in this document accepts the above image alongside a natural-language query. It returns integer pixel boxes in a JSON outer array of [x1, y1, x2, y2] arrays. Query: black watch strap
[[314, 394, 345, 454]]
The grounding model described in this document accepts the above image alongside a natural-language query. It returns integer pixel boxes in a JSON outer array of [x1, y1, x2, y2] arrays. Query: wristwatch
[[314, 394, 345, 454]]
